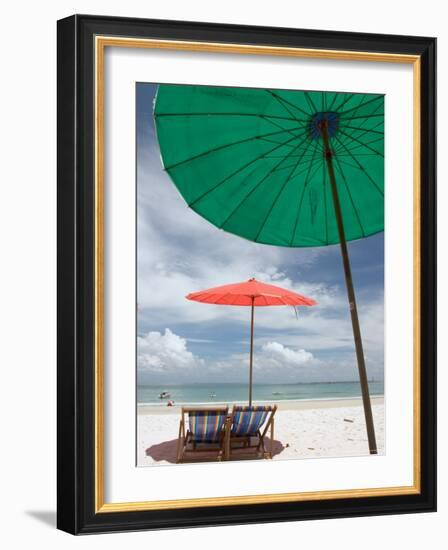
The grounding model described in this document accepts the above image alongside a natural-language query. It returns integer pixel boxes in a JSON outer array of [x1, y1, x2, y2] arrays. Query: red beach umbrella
[[186, 278, 316, 405]]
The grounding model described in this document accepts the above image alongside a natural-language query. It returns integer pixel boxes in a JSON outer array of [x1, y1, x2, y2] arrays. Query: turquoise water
[[137, 381, 384, 406]]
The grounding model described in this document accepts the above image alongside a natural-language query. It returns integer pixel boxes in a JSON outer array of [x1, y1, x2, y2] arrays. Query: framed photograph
[[57, 14, 436, 534]]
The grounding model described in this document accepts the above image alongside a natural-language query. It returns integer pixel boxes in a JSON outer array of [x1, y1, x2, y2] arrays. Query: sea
[[137, 381, 384, 406]]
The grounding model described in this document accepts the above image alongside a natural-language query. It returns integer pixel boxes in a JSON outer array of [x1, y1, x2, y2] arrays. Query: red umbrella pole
[[249, 297, 255, 406], [320, 121, 378, 455]]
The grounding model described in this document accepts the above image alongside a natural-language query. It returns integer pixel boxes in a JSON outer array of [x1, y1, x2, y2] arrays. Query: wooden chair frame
[[225, 405, 278, 460], [176, 406, 230, 463]]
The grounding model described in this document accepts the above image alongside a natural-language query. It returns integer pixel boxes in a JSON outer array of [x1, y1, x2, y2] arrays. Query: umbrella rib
[[334, 102, 384, 153], [335, 157, 362, 170], [336, 152, 382, 157], [335, 122, 384, 150], [333, 136, 384, 197], [303, 92, 318, 114], [258, 137, 301, 148], [334, 136, 384, 157], [155, 111, 305, 123], [335, 94, 378, 150], [334, 133, 384, 157], [277, 154, 324, 182], [263, 153, 321, 159], [254, 137, 315, 241], [340, 114, 384, 122], [333, 155, 367, 238], [270, 135, 316, 174], [286, 138, 317, 181], [335, 128, 383, 156], [338, 124, 384, 135], [188, 132, 301, 207], [265, 90, 303, 122], [281, 297, 298, 306], [341, 109, 384, 132], [333, 93, 356, 113], [203, 292, 244, 305], [353, 114, 384, 132], [218, 134, 312, 230], [259, 113, 308, 138], [289, 142, 323, 245], [265, 90, 313, 118], [333, 92, 347, 112], [193, 292, 218, 303], [163, 127, 300, 171], [337, 93, 370, 123], [326, 92, 340, 112], [338, 95, 383, 117], [213, 293, 235, 305], [272, 156, 322, 174]]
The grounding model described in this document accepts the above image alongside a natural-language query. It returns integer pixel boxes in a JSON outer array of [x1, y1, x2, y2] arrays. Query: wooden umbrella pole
[[249, 298, 255, 407], [320, 121, 378, 454]]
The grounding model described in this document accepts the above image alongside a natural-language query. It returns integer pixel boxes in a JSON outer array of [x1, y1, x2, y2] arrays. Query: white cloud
[[136, 326, 383, 384], [137, 329, 316, 382], [137, 329, 204, 373], [261, 341, 314, 366]]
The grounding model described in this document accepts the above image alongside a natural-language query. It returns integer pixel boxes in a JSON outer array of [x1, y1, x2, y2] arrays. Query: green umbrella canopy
[[153, 85, 384, 247]]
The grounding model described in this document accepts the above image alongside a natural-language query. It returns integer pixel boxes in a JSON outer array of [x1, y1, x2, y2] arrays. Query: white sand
[[137, 397, 384, 466]]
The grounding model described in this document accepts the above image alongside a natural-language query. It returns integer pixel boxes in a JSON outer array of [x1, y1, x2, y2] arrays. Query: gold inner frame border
[[94, 36, 421, 513]]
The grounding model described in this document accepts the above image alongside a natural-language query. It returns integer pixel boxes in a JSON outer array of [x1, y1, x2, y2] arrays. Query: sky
[[136, 83, 384, 385]]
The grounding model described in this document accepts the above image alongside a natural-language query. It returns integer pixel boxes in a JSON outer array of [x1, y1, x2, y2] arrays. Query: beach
[[137, 396, 384, 466]]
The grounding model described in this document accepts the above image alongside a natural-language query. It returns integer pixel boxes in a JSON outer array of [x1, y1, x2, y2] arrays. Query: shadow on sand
[[145, 437, 285, 464]]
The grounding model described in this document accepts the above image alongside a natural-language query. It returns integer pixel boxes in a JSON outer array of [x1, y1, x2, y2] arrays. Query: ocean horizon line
[[137, 394, 384, 407], [137, 380, 384, 387]]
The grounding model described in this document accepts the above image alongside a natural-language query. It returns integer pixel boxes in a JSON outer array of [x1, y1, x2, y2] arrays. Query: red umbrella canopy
[[186, 278, 316, 307]]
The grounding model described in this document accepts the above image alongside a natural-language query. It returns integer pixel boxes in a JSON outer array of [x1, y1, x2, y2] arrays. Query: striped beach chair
[[227, 405, 277, 459], [176, 406, 230, 463]]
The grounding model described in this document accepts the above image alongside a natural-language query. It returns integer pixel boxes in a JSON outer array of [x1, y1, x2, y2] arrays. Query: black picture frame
[[57, 14, 436, 534]]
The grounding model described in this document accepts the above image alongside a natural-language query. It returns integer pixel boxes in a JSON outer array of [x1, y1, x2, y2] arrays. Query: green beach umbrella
[[154, 85, 384, 454]]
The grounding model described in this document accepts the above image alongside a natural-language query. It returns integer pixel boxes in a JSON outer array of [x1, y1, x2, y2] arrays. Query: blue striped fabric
[[188, 411, 227, 443], [231, 406, 272, 436]]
